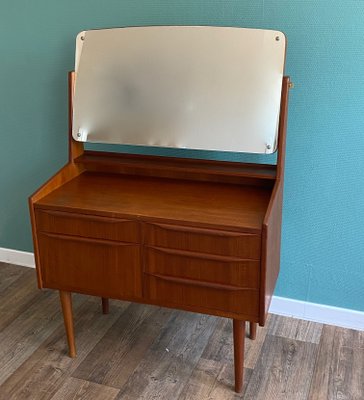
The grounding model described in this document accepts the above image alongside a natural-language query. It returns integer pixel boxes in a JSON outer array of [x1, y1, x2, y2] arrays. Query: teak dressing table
[[29, 26, 290, 393]]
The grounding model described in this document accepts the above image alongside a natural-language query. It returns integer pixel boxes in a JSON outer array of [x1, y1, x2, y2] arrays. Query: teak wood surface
[[28, 71, 290, 393]]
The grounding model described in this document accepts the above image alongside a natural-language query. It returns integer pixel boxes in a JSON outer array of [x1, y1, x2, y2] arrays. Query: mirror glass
[[73, 26, 286, 154]]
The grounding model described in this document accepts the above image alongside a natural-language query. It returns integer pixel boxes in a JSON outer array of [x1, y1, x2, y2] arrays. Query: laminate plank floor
[[0, 263, 363, 400]]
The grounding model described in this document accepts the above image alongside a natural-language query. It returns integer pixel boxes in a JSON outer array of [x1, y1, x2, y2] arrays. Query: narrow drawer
[[145, 246, 260, 289], [35, 209, 139, 243], [145, 222, 261, 259], [145, 273, 259, 317], [38, 232, 142, 298]]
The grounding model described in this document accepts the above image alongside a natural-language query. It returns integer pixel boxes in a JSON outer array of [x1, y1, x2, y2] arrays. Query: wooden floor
[[0, 263, 362, 400]]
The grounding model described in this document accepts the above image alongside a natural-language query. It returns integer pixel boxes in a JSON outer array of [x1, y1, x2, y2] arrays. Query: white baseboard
[[270, 296, 364, 331], [0, 247, 35, 268], [0, 247, 363, 331]]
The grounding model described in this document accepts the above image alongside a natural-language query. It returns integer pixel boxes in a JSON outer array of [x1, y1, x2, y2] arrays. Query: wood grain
[[50, 377, 119, 400], [145, 223, 261, 258], [243, 335, 318, 400], [35, 209, 140, 243], [179, 318, 252, 400], [0, 270, 51, 332], [102, 298, 109, 314], [59, 291, 76, 358], [178, 318, 232, 398], [0, 296, 61, 385], [35, 172, 272, 233], [308, 325, 364, 400], [249, 322, 257, 340], [28, 162, 84, 288], [269, 314, 323, 344], [244, 316, 270, 369], [259, 76, 290, 325], [68, 71, 84, 163], [38, 232, 142, 299], [0, 298, 126, 400], [145, 272, 259, 317], [76, 150, 277, 186], [115, 311, 216, 400], [233, 320, 245, 393], [276, 76, 290, 181], [0, 263, 27, 294], [73, 303, 172, 388]]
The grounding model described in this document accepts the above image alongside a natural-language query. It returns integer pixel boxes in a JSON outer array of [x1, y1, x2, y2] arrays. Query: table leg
[[249, 321, 257, 340], [59, 290, 76, 358], [102, 297, 109, 314], [233, 319, 245, 393]]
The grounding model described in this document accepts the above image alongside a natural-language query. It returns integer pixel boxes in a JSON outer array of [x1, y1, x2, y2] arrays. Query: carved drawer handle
[[40, 232, 136, 246], [38, 209, 131, 224], [148, 245, 255, 263], [148, 222, 257, 238], [146, 272, 256, 292]]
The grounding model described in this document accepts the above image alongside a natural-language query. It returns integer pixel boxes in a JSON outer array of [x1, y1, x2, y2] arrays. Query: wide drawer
[[35, 209, 139, 243], [144, 273, 259, 317], [144, 246, 260, 289], [38, 232, 142, 298], [145, 222, 261, 259]]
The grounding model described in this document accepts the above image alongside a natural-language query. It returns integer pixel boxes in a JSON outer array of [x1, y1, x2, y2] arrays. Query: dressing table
[[29, 26, 290, 393]]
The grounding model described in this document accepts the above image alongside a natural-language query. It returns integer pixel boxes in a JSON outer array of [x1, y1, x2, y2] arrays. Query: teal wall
[[1, 1, 363, 312]]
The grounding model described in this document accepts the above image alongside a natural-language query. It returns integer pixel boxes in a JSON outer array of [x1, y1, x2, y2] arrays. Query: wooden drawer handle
[[148, 222, 257, 238], [38, 209, 131, 224], [40, 232, 136, 246], [148, 245, 255, 263], [146, 272, 256, 292]]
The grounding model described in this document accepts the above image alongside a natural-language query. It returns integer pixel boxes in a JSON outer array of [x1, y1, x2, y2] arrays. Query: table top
[[35, 172, 272, 233]]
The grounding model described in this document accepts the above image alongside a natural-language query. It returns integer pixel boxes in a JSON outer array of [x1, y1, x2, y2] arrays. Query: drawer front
[[145, 246, 260, 289], [145, 223, 261, 259], [36, 210, 139, 243], [38, 232, 141, 298], [145, 273, 259, 317]]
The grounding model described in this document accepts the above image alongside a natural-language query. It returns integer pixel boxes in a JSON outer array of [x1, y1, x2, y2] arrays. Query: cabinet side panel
[[260, 77, 289, 325], [260, 182, 283, 325], [29, 163, 84, 288]]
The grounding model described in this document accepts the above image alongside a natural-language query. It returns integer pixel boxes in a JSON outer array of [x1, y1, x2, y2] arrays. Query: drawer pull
[[149, 223, 255, 237], [38, 210, 130, 224], [146, 272, 256, 292], [36, 209, 140, 243], [148, 245, 252, 262], [40, 232, 135, 246]]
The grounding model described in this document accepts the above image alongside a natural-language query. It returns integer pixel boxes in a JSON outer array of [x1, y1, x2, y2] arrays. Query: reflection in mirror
[[73, 26, 286, 154]]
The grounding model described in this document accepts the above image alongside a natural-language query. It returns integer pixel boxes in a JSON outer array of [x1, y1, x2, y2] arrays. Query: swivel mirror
[[73, 26, 286, 153]]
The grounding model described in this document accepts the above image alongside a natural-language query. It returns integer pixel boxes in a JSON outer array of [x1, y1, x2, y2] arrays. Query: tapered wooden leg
[[233, 319, 245, 393], [101, 297, 109, 314], [249, 321, 257, 340], [59, 291, 76, 358]]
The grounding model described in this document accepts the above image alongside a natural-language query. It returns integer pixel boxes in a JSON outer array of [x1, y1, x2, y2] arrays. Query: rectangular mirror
[[73, 26, 286, 154]]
